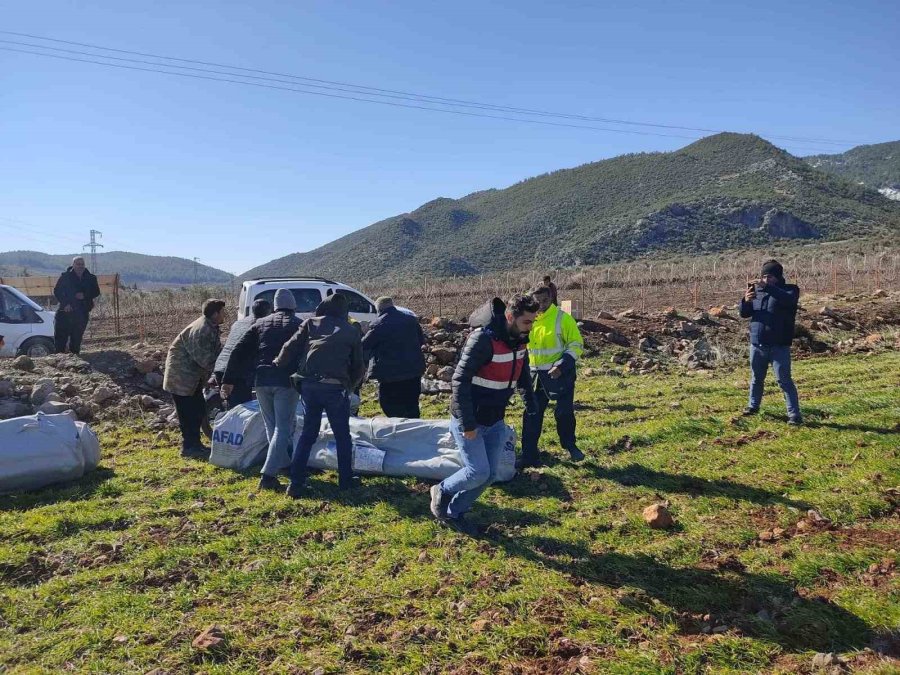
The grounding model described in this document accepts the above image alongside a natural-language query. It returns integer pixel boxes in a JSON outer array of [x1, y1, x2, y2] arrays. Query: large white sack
[[0, 413, 84, 493], [75, 421, 101, 471], [314, 416, 518, 482], [307, 438, 387, 474], [209, 400, 270, 470]]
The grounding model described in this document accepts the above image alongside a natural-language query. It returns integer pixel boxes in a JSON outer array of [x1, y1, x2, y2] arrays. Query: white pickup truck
[[0, 284, 57, 358]]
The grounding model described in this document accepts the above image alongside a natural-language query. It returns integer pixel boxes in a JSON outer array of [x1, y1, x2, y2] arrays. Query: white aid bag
[[75, 421, 101, 471], [209, 400, 270, 470], [0, 413, 84, 493], [307, 438, 386, 474]]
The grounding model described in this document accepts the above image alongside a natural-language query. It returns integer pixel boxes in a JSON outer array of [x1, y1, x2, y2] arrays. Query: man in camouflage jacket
[[163, 299, 226, 457]]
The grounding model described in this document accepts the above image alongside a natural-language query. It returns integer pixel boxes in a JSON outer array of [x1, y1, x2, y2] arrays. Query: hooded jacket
[[53, 267, 101, 314], [740, 279, 800, 346], [451, 298, 535, 431], [273, 295, 365, 391], [223, 309, 302, 388]]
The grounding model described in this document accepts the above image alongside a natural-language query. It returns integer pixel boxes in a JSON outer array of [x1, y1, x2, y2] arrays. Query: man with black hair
[[740, 259, 802, 425], [163, 299, 226, 458], [429, 294, 538, 534], [543, 275, 559, 307], [53, 256, 101, 354], [214, 299, 271, 408], [275, 293, 365, 496], [520, 285, 585, 467]]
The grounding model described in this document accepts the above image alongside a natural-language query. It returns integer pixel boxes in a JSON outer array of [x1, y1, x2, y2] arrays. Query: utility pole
[[83, 229, 103, 273], [193, 257, 200, 285]]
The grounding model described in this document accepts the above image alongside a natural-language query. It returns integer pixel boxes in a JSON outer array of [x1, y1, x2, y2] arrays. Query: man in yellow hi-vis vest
[[520, 285, 584, 467]]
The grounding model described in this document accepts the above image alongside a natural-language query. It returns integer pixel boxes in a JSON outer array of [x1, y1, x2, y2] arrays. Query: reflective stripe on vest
[[529, 307, 565, 360]]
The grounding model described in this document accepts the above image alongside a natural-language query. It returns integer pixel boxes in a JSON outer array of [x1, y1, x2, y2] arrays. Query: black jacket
[[224, 309, 302, 388], [361, 306, 426, 383], [451, 298, 535, 431], [53, 267, 100, 314], [274, 296, 365, 391], [740, 281, 800, 346], [215, 316, 255, 377]]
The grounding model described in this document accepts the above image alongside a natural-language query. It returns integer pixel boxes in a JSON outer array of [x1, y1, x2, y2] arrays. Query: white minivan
[[238, 277, 378, 326], [0, 284, 57, 358]]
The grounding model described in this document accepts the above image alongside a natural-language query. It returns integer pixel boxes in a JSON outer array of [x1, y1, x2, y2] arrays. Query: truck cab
[[238, 277, 378, 326], [0, 284, 57, 358]]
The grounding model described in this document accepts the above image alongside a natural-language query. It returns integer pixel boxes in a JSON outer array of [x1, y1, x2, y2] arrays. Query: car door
[[0, 287, 33, 357]]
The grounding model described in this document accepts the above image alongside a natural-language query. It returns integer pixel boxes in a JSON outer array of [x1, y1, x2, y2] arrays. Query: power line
[[1, 45, 710, 141], [0, 31, 866, 148]]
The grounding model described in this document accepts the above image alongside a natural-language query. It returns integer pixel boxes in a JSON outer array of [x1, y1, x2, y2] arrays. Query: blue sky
[[2, 0, 898, 274]]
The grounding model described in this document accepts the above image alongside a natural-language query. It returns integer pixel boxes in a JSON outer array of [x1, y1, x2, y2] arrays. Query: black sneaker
[[741, 407, 759, 417], [180, 445, 210, 460], [258, 474, 283, 492], [567, 446, 585, 462], [285, 481, 304, 499], [516, 456, 543, 470], [430, 484, 450, 519], [787, 417, 803, 427], [443, 514, 479, 537], [338, 477, 361, 491]]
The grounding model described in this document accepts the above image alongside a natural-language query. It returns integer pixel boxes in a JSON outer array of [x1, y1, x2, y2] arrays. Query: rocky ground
[[1, 289, 896, 422]]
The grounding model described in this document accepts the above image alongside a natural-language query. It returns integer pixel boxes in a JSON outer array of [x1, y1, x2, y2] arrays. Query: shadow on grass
[[589, 463, 810, 509], [484, 529, 872, 653], [804, 421, 899, 435], [495, 472, 572, 501], [0, 467, 117, 512]]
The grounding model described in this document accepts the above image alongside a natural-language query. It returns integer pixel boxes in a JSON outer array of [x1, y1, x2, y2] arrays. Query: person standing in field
[[362, 296, 426, 418], [163, 299, 226, 458], [543, 275, 559, 307], [214, 299, 272, 408], [53, 256, 101, 354], [519, 285, 585, 467], [222, 290, 301, 491], [430, 295, 538, 535], [740, 260, 802, 425], [274, 293, 365, 497]]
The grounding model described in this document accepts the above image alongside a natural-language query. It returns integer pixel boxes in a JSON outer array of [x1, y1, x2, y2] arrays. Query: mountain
[[805, 140, 900, 201], [242, 133, 900, 282], [0, 251, 233, 286]]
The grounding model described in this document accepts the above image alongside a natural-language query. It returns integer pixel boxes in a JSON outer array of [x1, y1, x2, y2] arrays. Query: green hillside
[[242, 133, 900, 282], [805, 140, 900, 191], [0, 251, 233, 286]]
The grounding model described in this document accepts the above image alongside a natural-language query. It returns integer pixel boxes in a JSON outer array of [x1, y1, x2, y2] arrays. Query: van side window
[[253, 288, 322, 313], [0, 289, 30, 323], [335, 289, 375, 314]]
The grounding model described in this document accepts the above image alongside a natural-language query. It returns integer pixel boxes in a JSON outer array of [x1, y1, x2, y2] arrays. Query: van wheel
[[19, 337, 55, 358]]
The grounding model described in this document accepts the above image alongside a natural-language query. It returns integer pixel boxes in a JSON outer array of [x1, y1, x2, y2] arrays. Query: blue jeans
[[442, 417, 507, 518], [256, 385, 299, 477], [748, 344, 801, 419], [290, 382, 354, 489]]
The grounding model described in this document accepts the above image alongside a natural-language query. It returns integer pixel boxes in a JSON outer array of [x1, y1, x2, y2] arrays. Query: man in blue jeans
[[740, 259, 802, 425], [222, 289, 301, 491], [274, 293, 365, 496], [430, 295, 538, 535]]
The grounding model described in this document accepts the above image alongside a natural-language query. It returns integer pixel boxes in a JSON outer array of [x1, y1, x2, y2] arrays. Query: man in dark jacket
[[740, 260, 802, 425], [53, 257, 101, 354], [214, 299, 271, 407], [362, 296, 426, 418], [274, 293, 365, 496], [223, 290, 302, 490], [430, 295, 538, 534], [543, 275, 559, 307]]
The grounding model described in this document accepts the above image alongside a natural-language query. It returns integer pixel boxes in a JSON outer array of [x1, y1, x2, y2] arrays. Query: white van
[[0, 284, 57, 358], [238, 277, 378, 326]]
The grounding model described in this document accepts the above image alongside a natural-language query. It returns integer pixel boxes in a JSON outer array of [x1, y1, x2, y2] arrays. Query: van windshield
[[253, 288, 322, 313]]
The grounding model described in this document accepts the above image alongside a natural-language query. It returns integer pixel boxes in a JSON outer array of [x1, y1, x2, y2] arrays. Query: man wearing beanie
[[275, 292, 365, 496], [362, 296, 426, 418], [223, 288, 302, 490], [740, 259, 802, 425]]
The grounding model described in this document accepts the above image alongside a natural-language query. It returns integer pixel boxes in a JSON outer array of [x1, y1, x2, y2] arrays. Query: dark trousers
[[227, 380, 254, 408], [521, 376, 577, 463], [290, 382, 353, 488], [54, 311, 89, 354], [378, 377, 422, 418], [172, 387, 206, 450]]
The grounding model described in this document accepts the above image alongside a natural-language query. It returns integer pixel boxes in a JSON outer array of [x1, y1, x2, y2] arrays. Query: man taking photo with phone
[[740, 259, 802, 425]]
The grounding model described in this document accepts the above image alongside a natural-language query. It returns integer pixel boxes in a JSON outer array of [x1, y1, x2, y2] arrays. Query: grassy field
[[1, 352, 898, 674]]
